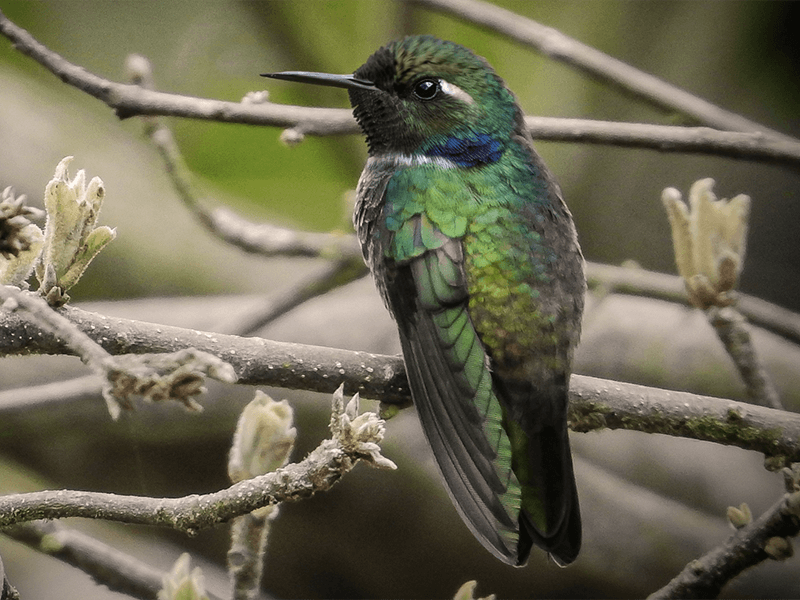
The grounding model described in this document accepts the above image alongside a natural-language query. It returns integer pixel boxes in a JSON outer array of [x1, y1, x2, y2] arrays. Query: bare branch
[[413, 0, 796, 142], [524, 118, 800, 167], [216, 258, 368, 337], [0, 374, 102, 414], [0, 286, 236, 418], [0, 8, 352, 128], [649, 491, 800, 599], [141, 107, 361, 261], [0, 393, 393, 530], [569, 375, 800, 463], [707, 307, 783, 410], [0, 300, 411, 404], [585, 262, 800, 347], [2, 304, 799, 460], [1, 10, 799, 166], [2, 521, 201, 600]]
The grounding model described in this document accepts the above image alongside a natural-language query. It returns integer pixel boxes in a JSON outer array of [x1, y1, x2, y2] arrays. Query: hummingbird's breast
[[460, 153, 585, 385], [354, 149, 584, 386]]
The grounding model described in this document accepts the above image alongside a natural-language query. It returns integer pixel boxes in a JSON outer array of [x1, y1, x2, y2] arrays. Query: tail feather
[[517, 424, 581, 566]]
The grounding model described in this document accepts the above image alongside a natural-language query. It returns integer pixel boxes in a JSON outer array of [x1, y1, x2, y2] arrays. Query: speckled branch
[[648, 491, 800, 599], [412, 0, 794, 142], [0, 423, 388, 530], [1, 10, 799, 166], [2, 520, 205, 600], [2, 304, 799, 460], [569, 375, 800, 463]]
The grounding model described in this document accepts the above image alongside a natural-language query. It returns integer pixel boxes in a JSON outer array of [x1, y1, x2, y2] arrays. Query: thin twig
[[413, 0, 795, 142], [524, 117, 800, 166], [144, 102, 359, 263], [2, 304, 799, 460], [1, 10, 799, 167], [145, 121, 362, 260], [585, 262, 800, 347], [0, 285, 112, 369], [217, 258, 369, 337], [707, 306, 783, 410], [2, 521, 212, 600], [648, 491, 800, 599], [0, 374, 100, 414], [0, 398, 393, 529]]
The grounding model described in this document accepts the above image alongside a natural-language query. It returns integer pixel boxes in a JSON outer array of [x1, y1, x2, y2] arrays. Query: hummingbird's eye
[[413, 78, 439, 101]]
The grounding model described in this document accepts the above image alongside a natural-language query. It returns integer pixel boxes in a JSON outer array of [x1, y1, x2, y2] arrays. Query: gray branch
[[585, 262, 800, 347], [413, 0, 794, 142], [649, 491, 800, 599], [707, 306, 783, 410], [0, 423, 387, 530], [2, 521, 207, 600], [2, 304, 800, 461], [1, 10, 799, 167], [569, 375, 800, 463], [143, 121, 362, 261]]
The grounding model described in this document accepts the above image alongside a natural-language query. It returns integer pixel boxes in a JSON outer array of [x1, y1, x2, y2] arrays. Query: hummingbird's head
[[265, 36, 526, 159]]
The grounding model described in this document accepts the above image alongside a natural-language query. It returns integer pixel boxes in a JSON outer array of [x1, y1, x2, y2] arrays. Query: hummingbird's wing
[[382, 221, 523, 564], [356, 158, 580, 566], [386, 217, 581, 566], [356, 164, 521, 560]]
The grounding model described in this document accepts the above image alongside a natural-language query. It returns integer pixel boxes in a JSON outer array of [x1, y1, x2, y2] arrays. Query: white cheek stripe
[[439, 79, 475, 105]]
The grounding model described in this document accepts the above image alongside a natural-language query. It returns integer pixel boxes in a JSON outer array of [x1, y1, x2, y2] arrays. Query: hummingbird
[[265, 35, 584, 567]]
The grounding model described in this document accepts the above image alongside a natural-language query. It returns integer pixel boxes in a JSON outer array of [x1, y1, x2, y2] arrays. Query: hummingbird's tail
[[514, 422, 581, 566]]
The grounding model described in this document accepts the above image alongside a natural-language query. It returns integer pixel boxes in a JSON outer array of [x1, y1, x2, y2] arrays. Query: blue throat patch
[[425, 134, 503, 167]]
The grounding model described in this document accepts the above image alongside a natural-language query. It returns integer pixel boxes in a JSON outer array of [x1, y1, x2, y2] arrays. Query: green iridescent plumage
[[265, 34, 585, 567]]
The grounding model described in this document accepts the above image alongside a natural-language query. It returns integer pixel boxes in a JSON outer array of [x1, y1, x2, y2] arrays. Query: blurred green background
[[1, 0, 798, 306], [1, 1, 799, 599]]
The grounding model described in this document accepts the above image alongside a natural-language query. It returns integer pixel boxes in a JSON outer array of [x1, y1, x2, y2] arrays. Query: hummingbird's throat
[[424, 133, 504, 168]]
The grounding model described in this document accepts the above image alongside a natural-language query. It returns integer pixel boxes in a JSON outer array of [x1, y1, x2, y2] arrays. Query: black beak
[[262, 71, 377, 91]]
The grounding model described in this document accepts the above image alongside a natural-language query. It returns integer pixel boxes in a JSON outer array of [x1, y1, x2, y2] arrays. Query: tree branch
[[0, 393, 394, 530], [142, 117, 362, 261], [1, 10, 799, 166], [215, 258, 368, 336], [585, 262, 800, 347], [2, 304, 799, 460], [707, 306, 783, 410], [2, 521, 205, 600], [569, 375, 800, 463], [524, 117, 800, 167], [0, 301, 412, 404], [0, 285, 236, 418], [412, 0, 795, 142], [648, 491, 800, 599]]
